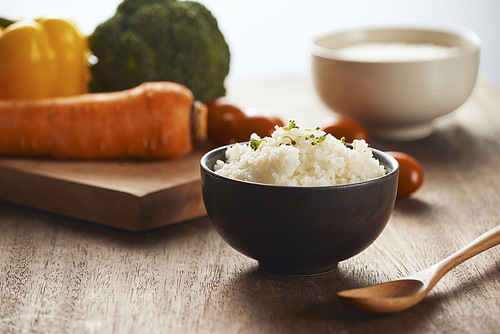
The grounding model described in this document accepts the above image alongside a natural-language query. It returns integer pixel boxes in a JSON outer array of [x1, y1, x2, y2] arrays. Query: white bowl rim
[[309, 24, 481, 63]]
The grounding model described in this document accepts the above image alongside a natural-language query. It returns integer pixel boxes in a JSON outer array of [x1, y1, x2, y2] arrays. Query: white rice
[[334, 42, 460, 62], [213, 121, 385, 187]]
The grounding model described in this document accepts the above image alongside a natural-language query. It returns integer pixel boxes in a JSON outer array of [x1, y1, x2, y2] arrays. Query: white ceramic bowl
[[310, 26, 481, 141]]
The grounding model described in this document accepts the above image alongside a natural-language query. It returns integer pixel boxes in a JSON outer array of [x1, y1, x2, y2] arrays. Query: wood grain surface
[[0, 147, 210, 231], [0, 77, 499, 333]]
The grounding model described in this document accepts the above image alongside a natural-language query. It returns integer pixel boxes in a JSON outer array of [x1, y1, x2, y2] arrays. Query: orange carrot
[[0, 82, 201, 160]]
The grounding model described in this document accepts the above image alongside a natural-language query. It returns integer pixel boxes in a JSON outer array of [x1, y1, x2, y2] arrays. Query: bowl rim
[[309, 24, 481, 64], [200, 142, 399, 190]]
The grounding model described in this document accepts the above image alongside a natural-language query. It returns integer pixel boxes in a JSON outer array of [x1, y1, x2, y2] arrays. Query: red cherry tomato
[[230, 114, 284, 142], [268, 116, 285, 128], [206, 97, 245, 144], [320, 116, 369, 143], [386, 151, 424, 200]]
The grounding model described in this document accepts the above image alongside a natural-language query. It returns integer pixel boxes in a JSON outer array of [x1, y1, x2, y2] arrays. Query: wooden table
[[1, 76, 500, 334]]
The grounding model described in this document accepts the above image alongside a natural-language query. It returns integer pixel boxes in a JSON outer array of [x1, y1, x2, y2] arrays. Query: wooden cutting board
[[0, 147, 212, 231]]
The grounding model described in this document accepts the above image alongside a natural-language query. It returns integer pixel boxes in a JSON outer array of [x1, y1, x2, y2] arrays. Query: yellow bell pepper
[[0, 17, 89, 100]]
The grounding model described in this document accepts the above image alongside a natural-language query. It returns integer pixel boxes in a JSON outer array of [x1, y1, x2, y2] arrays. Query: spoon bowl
[[337, 225, 500, 314]]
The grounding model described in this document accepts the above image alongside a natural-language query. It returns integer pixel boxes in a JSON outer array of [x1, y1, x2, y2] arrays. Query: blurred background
[[2, 0, 500, 87]]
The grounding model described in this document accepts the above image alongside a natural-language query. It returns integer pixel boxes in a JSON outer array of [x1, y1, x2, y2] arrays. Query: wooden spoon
[[337, 225, 500, 314]]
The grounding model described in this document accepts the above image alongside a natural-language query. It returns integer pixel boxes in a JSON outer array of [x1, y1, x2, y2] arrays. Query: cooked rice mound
[[214, 122, 385, 186]]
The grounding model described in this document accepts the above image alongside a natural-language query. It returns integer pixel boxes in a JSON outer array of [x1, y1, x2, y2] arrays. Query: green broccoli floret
[[340, 136, 347, 147], [282, 120, 299, 131], [250, 138, 267, 151], [87, 0, 230, 102]]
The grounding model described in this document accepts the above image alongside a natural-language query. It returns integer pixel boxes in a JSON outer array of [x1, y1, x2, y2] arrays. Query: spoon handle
[[431, 225, 500, 281]]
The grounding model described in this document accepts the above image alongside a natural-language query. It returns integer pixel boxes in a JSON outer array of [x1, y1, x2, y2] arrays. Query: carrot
[[0, 82, 206, 160]]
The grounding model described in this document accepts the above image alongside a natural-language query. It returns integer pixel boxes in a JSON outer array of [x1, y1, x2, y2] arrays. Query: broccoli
[[340, 136, 347, 147], [250, 138, 267, 151], [282, 120, 299, 131], [87, 0, 230, 102], [282, 136, 296, 145]]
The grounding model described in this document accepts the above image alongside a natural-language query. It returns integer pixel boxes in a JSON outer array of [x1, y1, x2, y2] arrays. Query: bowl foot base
[[367, 121, 433, 142], [258, 261, 339, 276]]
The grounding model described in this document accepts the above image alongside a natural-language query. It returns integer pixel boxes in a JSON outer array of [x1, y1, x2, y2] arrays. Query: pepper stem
[[0, 17, 16, 29]]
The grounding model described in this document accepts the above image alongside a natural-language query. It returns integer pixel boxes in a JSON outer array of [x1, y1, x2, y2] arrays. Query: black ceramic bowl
[[200, 144, 399, 275]]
